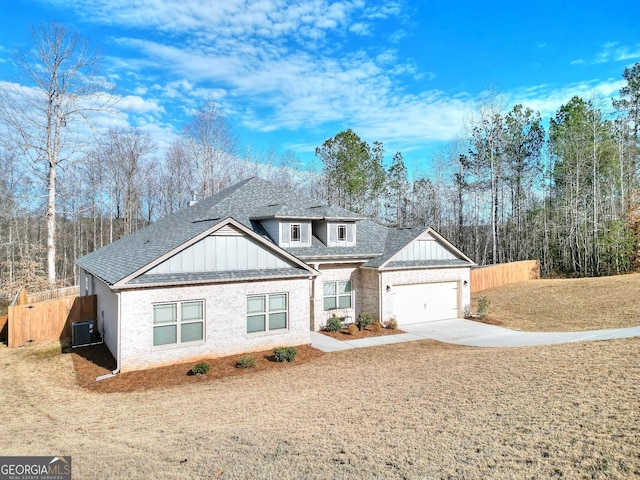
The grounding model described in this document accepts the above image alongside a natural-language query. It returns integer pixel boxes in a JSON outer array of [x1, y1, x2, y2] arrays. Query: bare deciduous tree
[[183, 101, 238, 197], [97, 127, 156, 238], [0, 22, 114, 284]]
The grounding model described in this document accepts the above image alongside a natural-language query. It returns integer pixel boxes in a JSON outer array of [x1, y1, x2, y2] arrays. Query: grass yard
[[471, 272, 640, 331], [0, 275, 639, 479]]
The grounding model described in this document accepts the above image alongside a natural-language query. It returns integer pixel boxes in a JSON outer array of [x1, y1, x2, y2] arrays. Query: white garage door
[[393, 282, 459, 325]]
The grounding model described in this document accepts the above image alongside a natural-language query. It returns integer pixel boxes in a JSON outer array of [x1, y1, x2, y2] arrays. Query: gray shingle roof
[[384, 259, 472, 269], [76, 177, 472, 287], [127, 268, 312, 286], [362, 227, 425, 268], [289, 219, 388, 260]]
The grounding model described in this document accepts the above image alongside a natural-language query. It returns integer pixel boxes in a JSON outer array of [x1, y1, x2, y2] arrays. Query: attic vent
[[214, 224, 243, 236]]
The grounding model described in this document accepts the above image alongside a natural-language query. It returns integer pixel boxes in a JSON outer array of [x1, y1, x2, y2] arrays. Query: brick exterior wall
[[359, 268, 380, 321], [117, 277, 311, 372], [83, 264, 470, 369], [309, 264, 470, 330], [310, 263, 362, 331]]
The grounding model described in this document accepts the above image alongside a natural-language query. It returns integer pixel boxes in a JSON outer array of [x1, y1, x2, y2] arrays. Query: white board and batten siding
[[147, 225, 295, 275], [394, 232, 458, 262]]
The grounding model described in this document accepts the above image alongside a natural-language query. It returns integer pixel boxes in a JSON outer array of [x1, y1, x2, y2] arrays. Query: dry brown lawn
[[1, 334, 639, 479], [471, 273, 640, 331]]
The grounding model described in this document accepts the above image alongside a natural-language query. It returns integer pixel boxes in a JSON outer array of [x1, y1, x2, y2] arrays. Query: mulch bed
[[320, 325, 405, 340], [70, 343, 324, 394]]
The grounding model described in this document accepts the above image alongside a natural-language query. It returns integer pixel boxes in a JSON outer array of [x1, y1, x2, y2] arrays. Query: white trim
[[152, 299, 206, 347], [246, 292, 289, 335], [322, 280, 353, 311]]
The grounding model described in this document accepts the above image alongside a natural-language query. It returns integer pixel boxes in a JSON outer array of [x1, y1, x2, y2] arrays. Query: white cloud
[[35, 0, 633, 164], [590, 41, 640, 65], [349, 22, 370, 35], [52, 0, 366, 44], [118, 95, 165, 115], [509, 79, 625, 118]]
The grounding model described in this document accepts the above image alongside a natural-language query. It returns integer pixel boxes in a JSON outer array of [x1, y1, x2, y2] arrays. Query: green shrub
[[191, 362, 210, 375], [274, 346, 297, 362], [358, 312, 374, 329], [236, 354, 256, 369], [324, 317, 342, 332], [385, 318, 398, 330], [347, 324, 359, 335], [478, 296, 491, 319]]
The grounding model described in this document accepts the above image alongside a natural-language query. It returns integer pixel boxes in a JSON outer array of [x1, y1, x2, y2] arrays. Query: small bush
[[478, 296, 491, 319], [324, 316, 342, 332], [358, 312, 374, 329], [274, 346, 297, 362], [347, 324, 359, 335], [385, 318, 398, 330], [190, 362, 210, 375], [372, 321, 383, 332], [236, 354, 256, 369]]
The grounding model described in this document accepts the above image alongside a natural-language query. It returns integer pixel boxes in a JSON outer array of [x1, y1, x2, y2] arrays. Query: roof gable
[[363, 227, 475, 270], [115, 217, 317, 288], [143, 224, 298, 277]]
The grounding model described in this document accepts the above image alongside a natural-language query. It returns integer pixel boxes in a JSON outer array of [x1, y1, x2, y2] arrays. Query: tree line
[[1, 23, 639, 308], [316, 67, 640, 280]]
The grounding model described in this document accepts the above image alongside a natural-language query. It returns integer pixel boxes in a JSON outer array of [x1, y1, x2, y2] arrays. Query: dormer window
[[291, 224, 301, 242], [337, 224, 347, 242]]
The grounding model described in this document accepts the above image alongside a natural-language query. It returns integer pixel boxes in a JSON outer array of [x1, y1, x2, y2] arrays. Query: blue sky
[[1, 0, 639, 174]]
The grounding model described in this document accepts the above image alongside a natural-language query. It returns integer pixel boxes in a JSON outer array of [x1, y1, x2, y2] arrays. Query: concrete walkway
[[310, 318, 640, 352]]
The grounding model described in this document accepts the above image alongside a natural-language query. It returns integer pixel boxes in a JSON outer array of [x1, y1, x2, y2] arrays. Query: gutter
[[96, 291, 121, 381]]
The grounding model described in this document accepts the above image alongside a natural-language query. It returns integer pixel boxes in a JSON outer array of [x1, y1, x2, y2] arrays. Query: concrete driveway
[[310, 318, 640, 352]]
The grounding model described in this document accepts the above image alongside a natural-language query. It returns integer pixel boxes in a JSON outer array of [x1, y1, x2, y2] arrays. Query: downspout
[[310, 263, 320, 331], [378, 270, 383, 324], [96, 291, 121, 381]]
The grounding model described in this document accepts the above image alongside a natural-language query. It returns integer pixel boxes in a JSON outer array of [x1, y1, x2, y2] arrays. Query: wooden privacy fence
[[0, 315, 7, 343], [471, 260, 540, 293], [27, 285, 79, 304], [7, 291, 96, 347]]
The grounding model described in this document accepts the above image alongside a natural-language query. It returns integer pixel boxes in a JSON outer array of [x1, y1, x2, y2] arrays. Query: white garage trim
[[392, 281, 459, 325]]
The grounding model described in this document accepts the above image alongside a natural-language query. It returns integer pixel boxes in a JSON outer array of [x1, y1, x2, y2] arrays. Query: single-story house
[[76, 177, 475, 372]]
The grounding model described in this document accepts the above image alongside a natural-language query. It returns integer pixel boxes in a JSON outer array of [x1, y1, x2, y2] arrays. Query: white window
[[291, 224, 301, 242], [153, 300, 204, 346], [247, 293, 288, 333], [323, 281, 352, 310], [337, 224, 347, 242]]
